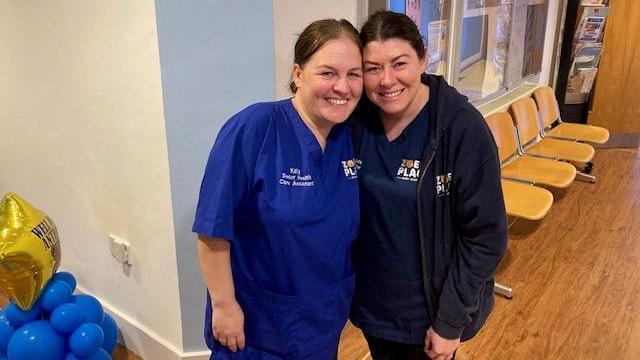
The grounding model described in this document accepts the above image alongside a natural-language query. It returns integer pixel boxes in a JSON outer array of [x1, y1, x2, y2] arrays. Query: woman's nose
[[333, 77, 349, 95], [380, 68, 395, 87]]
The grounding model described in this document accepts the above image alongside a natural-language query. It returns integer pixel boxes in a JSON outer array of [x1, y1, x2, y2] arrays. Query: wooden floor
[[2, 148, 638, 359]]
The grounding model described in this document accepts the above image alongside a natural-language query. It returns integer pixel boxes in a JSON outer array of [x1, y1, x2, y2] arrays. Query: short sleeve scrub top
[[193, 99, 360, 359]]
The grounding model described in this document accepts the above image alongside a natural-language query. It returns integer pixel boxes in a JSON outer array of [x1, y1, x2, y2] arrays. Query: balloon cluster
[[0, 271, 118, 360], [0, 194, 118, 359]]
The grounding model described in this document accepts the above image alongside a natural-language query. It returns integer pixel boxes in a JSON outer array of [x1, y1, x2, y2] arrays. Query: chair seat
[[548, 123, 610, 144], [501, 180, 553, 220], [502, 155, 576, 188], [526, 137, 595, 163]]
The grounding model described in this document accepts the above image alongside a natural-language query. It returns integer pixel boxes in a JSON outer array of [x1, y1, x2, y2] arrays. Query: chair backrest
[[484, 112, 519, 163], [532, 86, 560, 129], [510, 98, 541, 146]]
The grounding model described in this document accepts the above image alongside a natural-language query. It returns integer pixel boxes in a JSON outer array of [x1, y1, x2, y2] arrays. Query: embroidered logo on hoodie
[[397, 159, 421, 182], [436, 173, 452, 197]]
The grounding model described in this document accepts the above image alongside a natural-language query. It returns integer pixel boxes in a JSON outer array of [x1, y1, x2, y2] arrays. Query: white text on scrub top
[[280, 167, 315, 187]]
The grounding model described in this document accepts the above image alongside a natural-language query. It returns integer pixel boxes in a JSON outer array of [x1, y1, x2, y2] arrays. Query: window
[[382, 0, 550, 104], [455, 0, 513, 102], [389, 0, 452, 76]]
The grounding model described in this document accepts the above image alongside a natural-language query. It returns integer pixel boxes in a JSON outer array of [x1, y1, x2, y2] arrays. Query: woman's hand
[[424, 327, 460, 360], [212, 299, 246, 352]]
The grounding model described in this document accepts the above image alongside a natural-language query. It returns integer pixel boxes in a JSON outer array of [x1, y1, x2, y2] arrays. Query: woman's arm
[[197, 235, 245, 352]]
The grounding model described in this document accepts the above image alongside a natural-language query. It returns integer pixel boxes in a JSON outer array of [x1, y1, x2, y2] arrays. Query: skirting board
[[76, 286, 211, 360]]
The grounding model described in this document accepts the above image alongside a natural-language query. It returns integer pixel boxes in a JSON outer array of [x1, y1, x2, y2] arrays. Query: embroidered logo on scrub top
[[436, 173, 452, 197], [397, 159, 421, 182], [279, 167, 315, 187], [341, 158, 358, 180]]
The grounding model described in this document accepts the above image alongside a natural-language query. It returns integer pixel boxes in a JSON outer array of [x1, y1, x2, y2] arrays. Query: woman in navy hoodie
[[350, 10, 508, 360]]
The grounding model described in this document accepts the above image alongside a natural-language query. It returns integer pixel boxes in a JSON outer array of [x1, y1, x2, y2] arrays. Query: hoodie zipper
[[417, 148, 437, 321]]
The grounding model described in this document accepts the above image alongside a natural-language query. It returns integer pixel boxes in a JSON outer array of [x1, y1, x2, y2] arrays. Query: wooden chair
[[487, 111, 558, 299], [532, 86, 609, 144], [501, 179, 553, 221], [495, 178, 554, 299], [485, 112, 576, 188], [510, 98, 597, 183]]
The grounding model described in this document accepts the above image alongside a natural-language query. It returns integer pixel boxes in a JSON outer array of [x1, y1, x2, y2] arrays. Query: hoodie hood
[[423, 74, 474, 152]]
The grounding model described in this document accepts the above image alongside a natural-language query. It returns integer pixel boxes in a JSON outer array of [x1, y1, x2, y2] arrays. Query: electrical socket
[[108, 234, 131, 265]]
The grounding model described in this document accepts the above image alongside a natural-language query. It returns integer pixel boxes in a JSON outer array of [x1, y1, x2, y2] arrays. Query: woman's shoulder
[[220, 99, 292, 138], [229, 99, 290, 125]]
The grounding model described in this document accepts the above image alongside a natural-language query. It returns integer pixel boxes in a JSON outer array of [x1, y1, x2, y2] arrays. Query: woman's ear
[[292, 63, 303, 90], [419, 47, 428, 73]]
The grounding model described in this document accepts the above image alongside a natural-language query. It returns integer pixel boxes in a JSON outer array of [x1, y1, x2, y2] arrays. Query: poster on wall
[[406, 0, 422, 29], [391, 0, 451, 76], [467, 0, 484, 10], [427, 20, 448, 74]]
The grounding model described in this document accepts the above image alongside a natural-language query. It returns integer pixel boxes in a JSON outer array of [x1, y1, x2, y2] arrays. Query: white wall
[[0, 0, 183, 352], [273, 0, 363, 99]]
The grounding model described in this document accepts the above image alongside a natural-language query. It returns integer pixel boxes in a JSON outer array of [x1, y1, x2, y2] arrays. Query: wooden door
[[588, 0, 640, 132]]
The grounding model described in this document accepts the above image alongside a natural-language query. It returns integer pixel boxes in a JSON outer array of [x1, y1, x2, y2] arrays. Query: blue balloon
[[0, 310, 14, 353], [69, 323, 104, 358], [100, 313, 118, 354], [6, 320, 64, 360], [50, 303, 84, 334], [73, 294, 104, 324], [5, 302, 41, 327], [52, 272, 77, 292], [38, 280, 73, 312]]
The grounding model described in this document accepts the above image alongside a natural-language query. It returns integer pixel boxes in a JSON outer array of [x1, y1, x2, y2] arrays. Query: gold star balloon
[[0, 193, 61, 310]]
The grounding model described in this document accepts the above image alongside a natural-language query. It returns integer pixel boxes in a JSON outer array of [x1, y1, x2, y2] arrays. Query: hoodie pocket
[[461, 279, 494, 341]]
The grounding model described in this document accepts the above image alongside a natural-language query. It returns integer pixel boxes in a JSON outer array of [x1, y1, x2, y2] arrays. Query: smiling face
[[362, 38, 427, 119], [292, 37, 363, 129]]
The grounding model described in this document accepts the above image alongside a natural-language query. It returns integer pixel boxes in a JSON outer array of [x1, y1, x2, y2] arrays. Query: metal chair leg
[[494, 282, 513, 299], [576, 171, 596, 183]]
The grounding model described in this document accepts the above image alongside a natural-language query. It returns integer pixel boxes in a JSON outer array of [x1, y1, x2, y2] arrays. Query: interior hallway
[[2, 147, 638, 360]]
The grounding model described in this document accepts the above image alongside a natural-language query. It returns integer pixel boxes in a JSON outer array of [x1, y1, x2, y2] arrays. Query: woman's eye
[[320, 72, 335, 78], [365, 67, 381, 74], [347, 73, 362, 80], [394, 62, 407, 69]]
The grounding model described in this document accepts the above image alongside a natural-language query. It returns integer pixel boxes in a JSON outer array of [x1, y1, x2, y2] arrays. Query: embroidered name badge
[[341, 158, 358, 180], [279, 167, 314, 187], [397, 159, 421, 182], [436, 173, 452, 197]]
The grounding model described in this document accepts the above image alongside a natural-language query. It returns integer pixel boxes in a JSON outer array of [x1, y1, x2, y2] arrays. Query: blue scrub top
[[193, 99, 359, 359]]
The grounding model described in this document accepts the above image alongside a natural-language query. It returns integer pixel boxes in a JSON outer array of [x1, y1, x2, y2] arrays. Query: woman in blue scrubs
[[193, 19, 363, 359], [350, 11, 508, 360]]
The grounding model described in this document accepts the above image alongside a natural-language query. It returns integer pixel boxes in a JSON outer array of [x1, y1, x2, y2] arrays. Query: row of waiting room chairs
[[488, 86, 609, 299]]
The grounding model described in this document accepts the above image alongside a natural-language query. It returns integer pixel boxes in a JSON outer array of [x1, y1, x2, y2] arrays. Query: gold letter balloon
[[0, 193, 61, 310]]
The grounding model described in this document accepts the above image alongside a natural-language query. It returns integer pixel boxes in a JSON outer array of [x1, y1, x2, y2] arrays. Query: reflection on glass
[[522, 0, 548, 78], [456, 0, 513, 102], [389, 0, 452, 76]]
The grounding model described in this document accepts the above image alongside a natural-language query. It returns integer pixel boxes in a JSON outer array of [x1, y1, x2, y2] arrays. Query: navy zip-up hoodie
[[352, 74, 508, 342]]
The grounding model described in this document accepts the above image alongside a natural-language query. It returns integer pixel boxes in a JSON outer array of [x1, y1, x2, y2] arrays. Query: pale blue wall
[[154, 1, 275, 351]]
